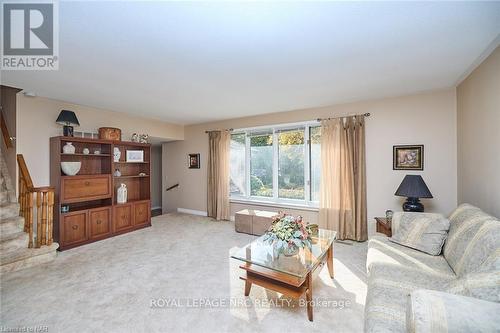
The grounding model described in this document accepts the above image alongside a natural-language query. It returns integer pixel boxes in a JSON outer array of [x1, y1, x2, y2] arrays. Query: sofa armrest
[[391, 212, 445, 236], [407, 289, 500, 333]]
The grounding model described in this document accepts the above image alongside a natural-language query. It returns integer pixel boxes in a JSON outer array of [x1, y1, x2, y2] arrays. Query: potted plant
[[263, 212, 314, 257]]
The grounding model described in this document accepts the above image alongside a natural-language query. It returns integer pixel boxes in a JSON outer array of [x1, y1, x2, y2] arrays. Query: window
[[250, 133, 273, 197], [310, 126, 321, 202], [230, 133, 246, 196], [278, 128, 305, 200], [230, 122, 321, 207]]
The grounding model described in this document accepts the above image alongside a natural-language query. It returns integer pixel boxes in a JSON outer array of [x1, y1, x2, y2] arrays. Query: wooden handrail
[[17, 154, 34, 190], [1, 110, 13, 149], [166, 183, 179, 192], [17, 154, 54, 248]]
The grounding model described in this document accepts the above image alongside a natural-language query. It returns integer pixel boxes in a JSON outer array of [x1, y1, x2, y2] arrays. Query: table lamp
[[395, 175, 433, 212]]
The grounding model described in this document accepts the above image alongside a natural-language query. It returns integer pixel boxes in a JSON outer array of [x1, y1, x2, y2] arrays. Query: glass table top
[[231, 229, 337, 278]]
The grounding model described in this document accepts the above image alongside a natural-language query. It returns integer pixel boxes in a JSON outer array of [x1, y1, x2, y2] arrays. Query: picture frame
[[126, 150, 144, 163], [393, 145, 424, 170], [188, 153, 200, 169]]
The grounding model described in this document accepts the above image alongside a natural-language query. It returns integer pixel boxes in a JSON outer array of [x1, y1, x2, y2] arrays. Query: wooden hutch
[[50, 136, 151, 250]]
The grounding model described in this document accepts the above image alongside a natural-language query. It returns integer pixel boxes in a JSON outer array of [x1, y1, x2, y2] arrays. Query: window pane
[[310, 126, 321, 201], [278, 129, 305, 200], [230, 133, 246, 196], [250, 134, 273, 197]]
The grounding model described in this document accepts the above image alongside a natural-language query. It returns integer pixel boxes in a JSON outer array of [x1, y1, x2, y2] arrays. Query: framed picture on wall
[[188, 153, 200, 169], [393, 145, 424, 170], [126, 150, 144, 162]]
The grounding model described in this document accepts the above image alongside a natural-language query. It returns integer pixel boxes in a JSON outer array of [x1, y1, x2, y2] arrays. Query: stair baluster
[[17, 155, 55, 248]]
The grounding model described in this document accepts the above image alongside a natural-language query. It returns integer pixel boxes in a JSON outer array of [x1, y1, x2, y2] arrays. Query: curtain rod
[[316, 112, 370, 122], [205, 128, 234, 134]]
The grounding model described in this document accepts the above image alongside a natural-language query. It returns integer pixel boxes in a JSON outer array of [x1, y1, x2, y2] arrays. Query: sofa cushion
[[407, 289, 500, 333], [389, 212, 450, 255], [365, 265, 450, 333], [367, 236, 455, 278], [445, 271, 500, 303], [444, 204, 500, 276]]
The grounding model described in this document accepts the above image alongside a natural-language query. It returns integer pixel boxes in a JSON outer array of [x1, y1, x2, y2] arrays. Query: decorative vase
[[83, 148, 90, 154], [283, 243, 299, 257], [113, 147, 121, 162], [117, 183, 127, 204], [60, 162, 81, 176], [62, 142, 76, 154]]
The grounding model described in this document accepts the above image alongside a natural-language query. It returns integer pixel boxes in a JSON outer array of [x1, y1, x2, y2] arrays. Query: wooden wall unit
[[50, 136, 151, 250]]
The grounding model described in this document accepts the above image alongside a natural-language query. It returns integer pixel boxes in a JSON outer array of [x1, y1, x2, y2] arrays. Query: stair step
[[0, 243, 59, 274], [0, 202, 19, 220], [0, 191, 9, 204], [0, 216, 24, 240], [0, 232, 29, 253]]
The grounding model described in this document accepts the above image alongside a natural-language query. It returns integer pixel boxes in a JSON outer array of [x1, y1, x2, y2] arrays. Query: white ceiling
[[3, 1, 500, 125]]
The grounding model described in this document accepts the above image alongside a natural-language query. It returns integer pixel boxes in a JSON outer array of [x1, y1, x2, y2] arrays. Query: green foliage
[[250, 134, 272, 146], [231, 133, 245, 144], [250, 175, 264, 192]]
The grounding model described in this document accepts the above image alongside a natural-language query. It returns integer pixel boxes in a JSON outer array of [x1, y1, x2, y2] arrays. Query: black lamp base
[[403, 197, 424, 212], [63, 125, 74, 137]]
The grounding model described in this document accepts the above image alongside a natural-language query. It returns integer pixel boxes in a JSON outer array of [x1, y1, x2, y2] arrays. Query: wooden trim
[[1, 111, 13, 148]]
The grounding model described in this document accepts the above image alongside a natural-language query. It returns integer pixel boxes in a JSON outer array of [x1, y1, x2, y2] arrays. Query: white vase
[[113, 147, 121, 162], [117, 183, 127, 204], [83, 148, 90, 154], [63, 142, 76, 154]]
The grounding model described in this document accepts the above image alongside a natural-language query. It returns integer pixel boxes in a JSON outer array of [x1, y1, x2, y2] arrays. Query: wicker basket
[[98, 127, 121, 141]]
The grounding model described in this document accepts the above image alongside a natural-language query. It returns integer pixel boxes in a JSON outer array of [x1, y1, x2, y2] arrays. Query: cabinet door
[[134, 201, 150, 226], [89, 207, 111, 239], [113, 204, 133, 232], [61, 175, 112, 203], [62, 211, 88, 245]]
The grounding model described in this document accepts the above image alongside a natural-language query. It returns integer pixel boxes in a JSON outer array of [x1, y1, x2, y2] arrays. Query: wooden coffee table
[[231, 229, 337, 321]]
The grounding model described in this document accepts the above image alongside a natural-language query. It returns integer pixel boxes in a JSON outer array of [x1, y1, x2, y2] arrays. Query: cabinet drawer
[[114, 204, 133, 232], [89, 207, 111, 239], [62, 211, 88, 245], [61, 175, 111, 203], [134, 201, 150, 226]]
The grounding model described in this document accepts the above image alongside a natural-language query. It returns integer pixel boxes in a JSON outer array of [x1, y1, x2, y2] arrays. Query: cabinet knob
[[84, 181, 90, 186], [72, 225, 78, 230], [96, 220, 102, 224]]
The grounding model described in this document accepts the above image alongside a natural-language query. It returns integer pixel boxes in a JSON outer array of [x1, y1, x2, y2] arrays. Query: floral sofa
[[365, 204, 500, 332]]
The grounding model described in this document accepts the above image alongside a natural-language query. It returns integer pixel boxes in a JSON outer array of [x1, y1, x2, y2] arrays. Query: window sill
[[229, 198, 319, 212]]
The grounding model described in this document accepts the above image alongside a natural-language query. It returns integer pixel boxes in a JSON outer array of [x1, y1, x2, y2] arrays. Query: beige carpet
[[1, 213, 368, 332]]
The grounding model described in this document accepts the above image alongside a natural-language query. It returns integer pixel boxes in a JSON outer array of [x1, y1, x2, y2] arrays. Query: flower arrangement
[[263, 212, 313, 256]]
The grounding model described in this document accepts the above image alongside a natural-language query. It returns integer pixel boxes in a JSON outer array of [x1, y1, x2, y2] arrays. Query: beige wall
[[164, 89, 458, 230], [457, 46, 500, 218], [150, 145, 162, 209], [16, 95, 183, 187]]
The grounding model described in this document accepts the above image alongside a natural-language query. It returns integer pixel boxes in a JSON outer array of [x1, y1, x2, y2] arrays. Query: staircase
[[0, 153, 58, 274]]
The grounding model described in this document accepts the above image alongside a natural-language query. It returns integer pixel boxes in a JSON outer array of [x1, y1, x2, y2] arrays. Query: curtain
[[207, 131, 230, 220], [319, 115, 367, 241]]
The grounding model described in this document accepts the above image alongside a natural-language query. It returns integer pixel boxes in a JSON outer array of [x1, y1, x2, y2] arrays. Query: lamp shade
[[56, 110, 80, 126], [395, 175, 433, 198]]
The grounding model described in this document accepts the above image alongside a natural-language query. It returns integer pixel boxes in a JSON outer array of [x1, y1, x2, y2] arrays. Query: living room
[[1, 2, 499, 332]]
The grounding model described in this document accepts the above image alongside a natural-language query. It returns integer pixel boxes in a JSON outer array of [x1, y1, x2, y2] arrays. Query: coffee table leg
[[306, 272, 313, 321], [327, 244, 334, 279], [244, 280, 252, 296]]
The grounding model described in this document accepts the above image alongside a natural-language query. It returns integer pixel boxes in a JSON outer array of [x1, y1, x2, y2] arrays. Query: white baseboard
[[177, 208, 208, 217], [151, 206, 162, 210]]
